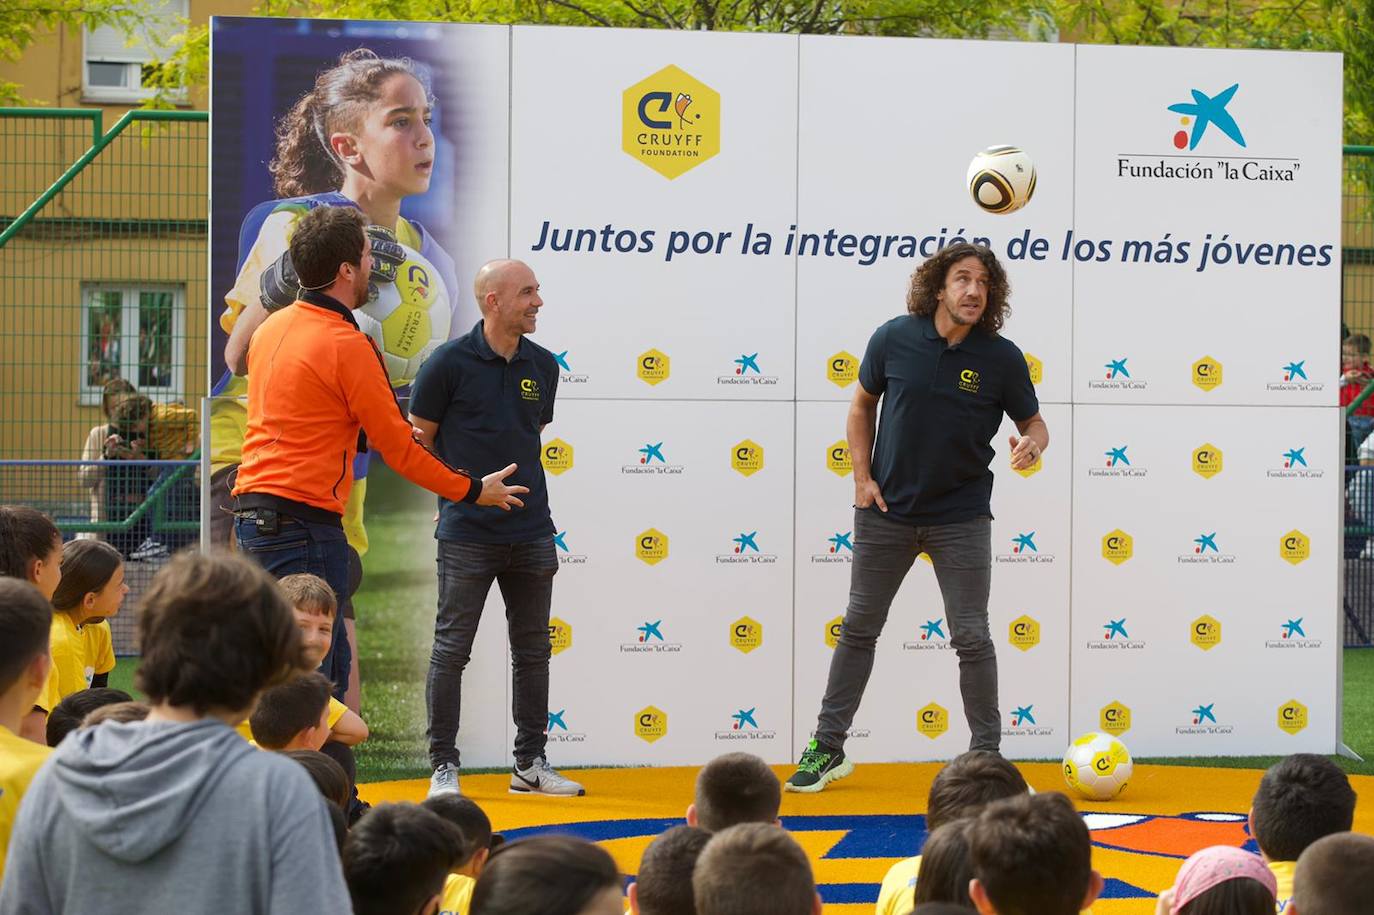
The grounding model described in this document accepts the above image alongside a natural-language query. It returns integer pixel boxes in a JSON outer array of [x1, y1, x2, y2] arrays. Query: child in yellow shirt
[[0, 578, 59, 882], [49, 540, 126, 699], [0, 505, 64, 743], [421, 795, 495, 915], [249, 671, 334, 751]]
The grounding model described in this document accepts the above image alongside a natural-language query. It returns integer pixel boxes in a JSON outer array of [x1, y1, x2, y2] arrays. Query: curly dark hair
[[906, 242, 1012, 335], [270, 48, 432, 199]]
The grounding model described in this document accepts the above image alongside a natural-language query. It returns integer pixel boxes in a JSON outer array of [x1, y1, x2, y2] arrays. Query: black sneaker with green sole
[[784, 738, 855, 793]]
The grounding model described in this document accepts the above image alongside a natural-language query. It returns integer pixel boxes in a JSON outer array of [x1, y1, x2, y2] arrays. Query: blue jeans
[[235, 515, 351, 701], [426, 537, 557, 769], [815, 510, 999, 752]]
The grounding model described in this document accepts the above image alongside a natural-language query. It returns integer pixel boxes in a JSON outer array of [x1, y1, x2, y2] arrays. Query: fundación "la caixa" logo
[[622, 66, 720, 179]]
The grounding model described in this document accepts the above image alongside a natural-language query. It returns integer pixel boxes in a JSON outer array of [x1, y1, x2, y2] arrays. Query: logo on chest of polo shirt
[[957, 368, 981, 394], [519, 377, 541, 401]]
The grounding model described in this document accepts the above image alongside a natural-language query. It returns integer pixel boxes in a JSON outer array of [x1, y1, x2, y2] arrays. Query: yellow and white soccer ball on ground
[[356, 244, 451, 387], [1062, 731, 1133, 801], [967, 145, 1036, 214]]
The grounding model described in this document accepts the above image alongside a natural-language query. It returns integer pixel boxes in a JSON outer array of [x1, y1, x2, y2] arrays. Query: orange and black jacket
[[233, 290, 479, 523]]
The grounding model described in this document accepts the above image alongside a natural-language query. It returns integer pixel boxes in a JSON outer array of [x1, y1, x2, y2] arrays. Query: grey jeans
[[815, 509, 1000, 752]]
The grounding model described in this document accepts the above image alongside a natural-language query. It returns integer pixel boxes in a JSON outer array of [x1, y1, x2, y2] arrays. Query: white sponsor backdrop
[[212, 22, 1343, 766]]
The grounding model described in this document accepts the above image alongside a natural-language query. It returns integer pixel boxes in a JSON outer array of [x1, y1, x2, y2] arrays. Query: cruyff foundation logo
[[635, 706, 669, 743], [622, 65, 720, 180]]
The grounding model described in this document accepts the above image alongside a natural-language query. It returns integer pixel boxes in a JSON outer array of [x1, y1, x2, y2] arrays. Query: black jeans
[[426, 537, 557, 769]]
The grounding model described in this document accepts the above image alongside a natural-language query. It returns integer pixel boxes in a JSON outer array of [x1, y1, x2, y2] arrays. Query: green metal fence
[[1, 112, 1373, 648], [0, 107, 207, 653]]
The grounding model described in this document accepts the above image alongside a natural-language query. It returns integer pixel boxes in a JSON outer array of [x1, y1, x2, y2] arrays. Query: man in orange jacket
[[233, 205, 525, 698]]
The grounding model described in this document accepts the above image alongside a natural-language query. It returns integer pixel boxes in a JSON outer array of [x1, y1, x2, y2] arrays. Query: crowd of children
[[0, 509, 1370, 914]]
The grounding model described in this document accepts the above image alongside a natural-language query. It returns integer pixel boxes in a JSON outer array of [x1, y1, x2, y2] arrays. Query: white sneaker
[[511, 757, 585, 796], [428, 763, 461, 798]]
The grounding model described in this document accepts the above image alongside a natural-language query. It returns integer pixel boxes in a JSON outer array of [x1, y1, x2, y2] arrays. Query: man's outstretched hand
[[478, 463, 528, 510]]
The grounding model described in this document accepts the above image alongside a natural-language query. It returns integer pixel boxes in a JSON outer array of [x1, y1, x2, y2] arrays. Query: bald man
[[409, 259, 583, 799]]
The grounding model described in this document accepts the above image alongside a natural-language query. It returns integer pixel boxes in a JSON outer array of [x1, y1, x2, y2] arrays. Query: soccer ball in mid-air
[[356, 244, 451, 386], [967, 146, 1036, 214], [1062, 731, 1132, 801]]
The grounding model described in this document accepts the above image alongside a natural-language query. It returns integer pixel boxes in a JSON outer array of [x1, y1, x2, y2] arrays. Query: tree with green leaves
[[0, 0, 159, 105]]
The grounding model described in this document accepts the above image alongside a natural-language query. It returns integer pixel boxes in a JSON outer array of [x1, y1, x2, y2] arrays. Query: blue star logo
[[639, 442, 666, 464], [638, 620, 664, 642], [1192, 704, 1217, 725], [1194, 533, 1218, 554], [1284, 447, 1307, 468], [1104, 618, 1129, 640], [735, 353, 761, 375], [547, 709, 568, 731], [1283, 618, 1306, 638], [1105, 358, 1130, 379], [1012, 532, 1037, 553], [1283, 360, 1307, 381], [734, 532, 759, 553], [1012, 704, 1036, 726], [553, 531, 568, 552], [732, 708, 758, 729], [920, 619, 946, 640], [1106, 446, 1130, 467], [829, 532, 853, 553], [554, 350, 571, 371], [1168, 84, 1246, 150]]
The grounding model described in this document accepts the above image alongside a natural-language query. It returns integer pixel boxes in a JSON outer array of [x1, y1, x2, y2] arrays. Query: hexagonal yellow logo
[[917, 702, 949, 739], [1008, 614, 1041, 652], [1277, 699, 1308, 735], [1192, 356, 1223, 392], [547, 617, 572, 656], [1024, 352, 1043, 385], [730, 616, 762, 654], [635, 528, 669, 566], [1100, 700, 1132, 735], [1190, 614, 1222, 651], [824, 615, 844, 649], [637, 349, 670, 386], [731, 439, 764, 477], [635, 705, 668, 743], [826, 440, 852, 477], [1102, 529, 1133, 565], [827, 351, 859, 388], [622, 65, 720, 180], [1280, 530, 1310, 565], [541, 438, 574, 476], [1192, 443, 1223, 479], [1013, 454, 1042, 478]]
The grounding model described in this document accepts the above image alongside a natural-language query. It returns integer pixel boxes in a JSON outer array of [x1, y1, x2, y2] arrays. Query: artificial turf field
[[107, 462, 1374, 912]]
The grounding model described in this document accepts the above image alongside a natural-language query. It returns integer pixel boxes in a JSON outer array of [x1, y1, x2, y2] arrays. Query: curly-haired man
[[788, 243, 1049, 792]]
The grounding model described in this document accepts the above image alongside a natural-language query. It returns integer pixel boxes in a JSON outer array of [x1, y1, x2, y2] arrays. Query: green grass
[[109, 463, 1374, 782]]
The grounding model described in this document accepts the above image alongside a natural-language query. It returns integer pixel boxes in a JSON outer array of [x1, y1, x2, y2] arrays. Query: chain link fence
[[1343, 147, 1374, 647], [0, 108, 207, 654]]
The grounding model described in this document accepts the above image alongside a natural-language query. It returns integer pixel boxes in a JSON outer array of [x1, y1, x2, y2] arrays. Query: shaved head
[[473, 259, 529, 312]]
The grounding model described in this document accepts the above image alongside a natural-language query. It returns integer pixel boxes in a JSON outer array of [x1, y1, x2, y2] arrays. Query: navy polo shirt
[[409, 321, 559, 543], [859, 314, 1038, 525]]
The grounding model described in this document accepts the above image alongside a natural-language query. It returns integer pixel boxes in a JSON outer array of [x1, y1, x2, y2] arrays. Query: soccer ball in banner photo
[[1062, 732, 1132, 802], [356, 243, 451, 386], [967, 146, 1036, 214]]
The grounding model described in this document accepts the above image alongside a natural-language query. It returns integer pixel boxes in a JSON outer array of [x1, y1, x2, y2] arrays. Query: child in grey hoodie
[[0, 553, 351, 914]]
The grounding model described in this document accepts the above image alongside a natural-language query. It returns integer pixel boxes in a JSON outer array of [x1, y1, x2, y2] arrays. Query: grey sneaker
[[428, 763, 461, 799], [784, 739, 854, 793], [511, 757, 585, 796]]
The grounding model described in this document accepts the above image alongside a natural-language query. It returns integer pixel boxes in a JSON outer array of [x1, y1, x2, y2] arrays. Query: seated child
[[1249, 754, 1357, 911], [629, 825, 711, 915], [1155, 846, 1276, 915], [0, 505, 64, 742], [693, 823, 821, 915], [423, 795, 496, 915], [968, 793, 1104, 915], [345, 803, 465, 915], [284, 748, 351, 811], [912, 819, 976, 910], [48, 540, 126, 698], [0, 578, 58, 883], [45, 686, 132, 746], [82, 700, 149, 727], [1289, 832, 1374, 915], [876, 750, 1030, 915], [686, 752, 781, 832], [249, 670, 334, 751], [471, 835, 623, 915]]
